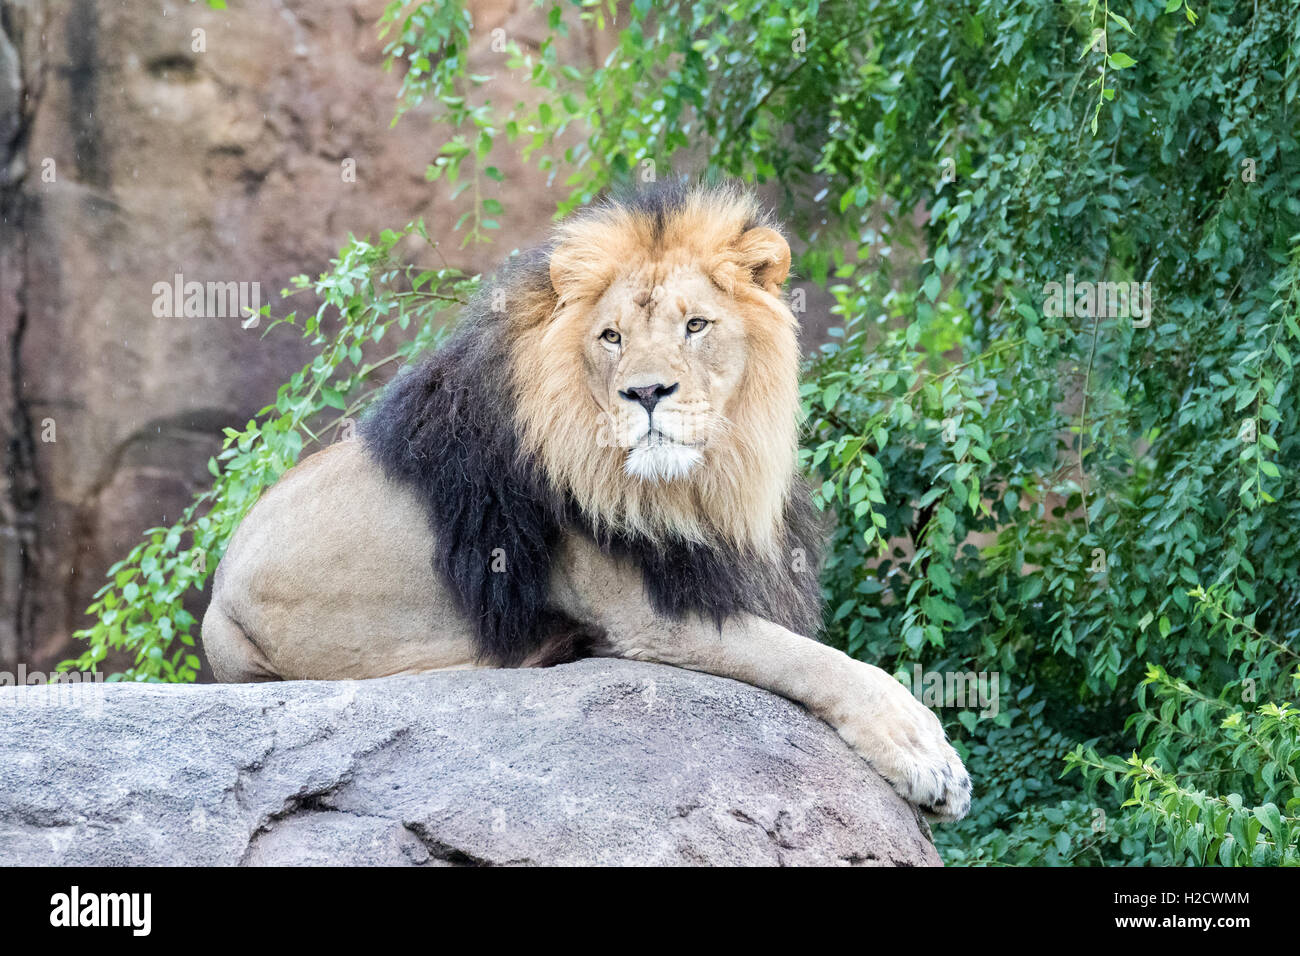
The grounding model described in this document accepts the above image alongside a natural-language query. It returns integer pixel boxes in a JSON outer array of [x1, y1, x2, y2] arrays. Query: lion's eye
[[685, 316, 709, 335], [600, 328, 621, 345]]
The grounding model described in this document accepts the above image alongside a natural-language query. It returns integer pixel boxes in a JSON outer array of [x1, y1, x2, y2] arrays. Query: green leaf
[[922, 273, 942, 302], [1254, 804, 1283, 840]]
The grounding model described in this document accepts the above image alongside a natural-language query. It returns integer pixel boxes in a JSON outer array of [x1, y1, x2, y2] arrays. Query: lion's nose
[[619, 382, 678, 415]]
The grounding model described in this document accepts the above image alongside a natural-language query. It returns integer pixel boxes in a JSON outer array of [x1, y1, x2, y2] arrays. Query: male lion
[[201, 183, 971, 820]]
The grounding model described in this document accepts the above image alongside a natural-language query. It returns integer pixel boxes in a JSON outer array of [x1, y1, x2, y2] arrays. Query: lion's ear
[[733, 226, 791, 295], [548, 242, 581, 301], [549, 239, 613, 304]]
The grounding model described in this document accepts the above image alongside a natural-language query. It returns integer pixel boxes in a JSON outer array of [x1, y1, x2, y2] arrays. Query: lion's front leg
[[636, 616, 970, 820], [551, 537, 971, 820], [816, 645, 972, 821]]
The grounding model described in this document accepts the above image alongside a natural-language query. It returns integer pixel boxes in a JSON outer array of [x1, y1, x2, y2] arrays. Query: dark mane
[[362, 251, 568, 666], [363, 197, 826, 666]]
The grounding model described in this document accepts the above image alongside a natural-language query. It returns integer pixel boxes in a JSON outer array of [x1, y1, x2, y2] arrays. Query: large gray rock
[[0, 658, 941, 866]]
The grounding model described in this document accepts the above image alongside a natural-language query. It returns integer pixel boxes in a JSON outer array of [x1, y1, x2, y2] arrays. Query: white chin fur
[[624, 443, 702, 482]]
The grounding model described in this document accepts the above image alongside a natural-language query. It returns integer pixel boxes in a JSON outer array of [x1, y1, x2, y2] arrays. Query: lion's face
[[512, 184, 802, 551], [582, 266, 748, 482]]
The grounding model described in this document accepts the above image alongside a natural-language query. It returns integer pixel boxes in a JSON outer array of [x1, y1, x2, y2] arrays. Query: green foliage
[[1067, 664, 1300, 865], [76, 0, 1300, 864]]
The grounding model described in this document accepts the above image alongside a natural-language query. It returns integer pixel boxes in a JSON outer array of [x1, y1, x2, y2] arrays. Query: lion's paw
[[835, 663, 972, 822]]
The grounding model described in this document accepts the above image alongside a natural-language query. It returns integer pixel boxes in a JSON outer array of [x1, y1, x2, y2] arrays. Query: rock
[[0, 658, 941, 866]]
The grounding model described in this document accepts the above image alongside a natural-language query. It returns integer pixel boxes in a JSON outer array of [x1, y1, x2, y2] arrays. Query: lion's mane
[[364, 183, 827, 665]]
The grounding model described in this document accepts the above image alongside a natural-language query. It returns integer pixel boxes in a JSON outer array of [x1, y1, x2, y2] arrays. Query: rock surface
[[0, 658, 941, 866]]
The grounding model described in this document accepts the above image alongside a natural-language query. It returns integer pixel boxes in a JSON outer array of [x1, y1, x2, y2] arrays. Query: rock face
[[0, 659, 942, 866]]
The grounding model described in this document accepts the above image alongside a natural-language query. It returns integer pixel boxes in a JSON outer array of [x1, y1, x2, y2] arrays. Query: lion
[[201, 182, 971, 820]]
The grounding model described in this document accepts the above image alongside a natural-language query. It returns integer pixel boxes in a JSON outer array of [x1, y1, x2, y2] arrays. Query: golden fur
[[513, 184, 800, 554]]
